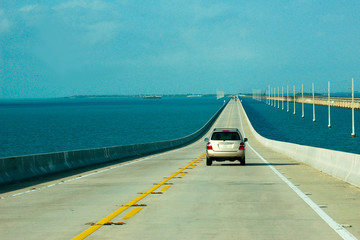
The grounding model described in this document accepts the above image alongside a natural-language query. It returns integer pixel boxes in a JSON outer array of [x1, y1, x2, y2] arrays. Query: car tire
[[206, 157, 212, 166], [240, 157, 245, 166]]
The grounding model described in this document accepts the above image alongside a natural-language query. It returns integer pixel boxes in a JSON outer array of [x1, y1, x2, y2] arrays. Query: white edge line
[[237, 99, 357, 240], [2, 148, 183, 200]]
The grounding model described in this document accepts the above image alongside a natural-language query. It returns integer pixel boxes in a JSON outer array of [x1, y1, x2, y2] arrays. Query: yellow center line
[[72, 153, 206, 240], [123, 207, 144, 220], [178, 172, 187, 178], [161, 185, 171, 191], [226, 101, 234, 128]]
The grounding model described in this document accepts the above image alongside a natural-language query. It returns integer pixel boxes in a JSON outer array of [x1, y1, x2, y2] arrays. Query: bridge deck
[[1, 99, 359, 239]]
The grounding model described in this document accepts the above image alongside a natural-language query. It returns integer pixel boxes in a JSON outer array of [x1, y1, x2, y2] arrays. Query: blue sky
[[1, 1, 360, 98]]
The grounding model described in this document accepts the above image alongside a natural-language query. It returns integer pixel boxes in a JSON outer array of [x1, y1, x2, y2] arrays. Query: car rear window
[[211, 132, 240, 140]]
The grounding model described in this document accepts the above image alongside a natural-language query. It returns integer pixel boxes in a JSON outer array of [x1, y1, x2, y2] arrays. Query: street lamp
[[328, 81, 331, 128], [312, 83, 316, 122]]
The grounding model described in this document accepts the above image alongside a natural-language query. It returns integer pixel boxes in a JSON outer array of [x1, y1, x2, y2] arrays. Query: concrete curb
[[239, 100, 360, 188], [0, 100, 229, 185]]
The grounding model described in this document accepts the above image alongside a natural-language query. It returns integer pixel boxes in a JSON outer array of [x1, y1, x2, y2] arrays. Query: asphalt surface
[[1, 98, 359, 240]]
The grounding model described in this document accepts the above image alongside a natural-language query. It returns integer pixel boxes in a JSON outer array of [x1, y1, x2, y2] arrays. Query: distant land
[[63, 93, 235, 99], [63, 92, 360, 99]]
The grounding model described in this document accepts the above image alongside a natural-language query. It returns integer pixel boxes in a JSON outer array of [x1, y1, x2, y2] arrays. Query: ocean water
[[241, 97, 360, 154], [0, 97, 225, 158]]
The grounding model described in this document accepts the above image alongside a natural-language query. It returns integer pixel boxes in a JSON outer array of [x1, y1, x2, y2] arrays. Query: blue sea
[[241, 97, 360, 154], [0, 97, 225, 158], [2, 96, 359, 158]]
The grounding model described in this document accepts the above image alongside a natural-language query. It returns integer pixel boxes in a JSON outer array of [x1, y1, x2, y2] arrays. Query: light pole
[[287, 85, 289, 112], [312, 82, 316, 122], [274, 88, 276, 108], [351, 78, 356, 137], [282, 86, 284, 110], [328, 81, 331, 128], [293, 85, 296, 115], [265, 88, 267, 104], [302, 84, 304, 118], [277, 87, 280, 108]]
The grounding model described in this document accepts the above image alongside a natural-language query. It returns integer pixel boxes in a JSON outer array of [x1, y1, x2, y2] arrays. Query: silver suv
[[204, 128, 248, 166]]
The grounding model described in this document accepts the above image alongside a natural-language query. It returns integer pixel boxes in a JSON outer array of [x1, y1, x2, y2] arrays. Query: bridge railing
[[239, 100, 360, 188], [0, 100, 229, 185]]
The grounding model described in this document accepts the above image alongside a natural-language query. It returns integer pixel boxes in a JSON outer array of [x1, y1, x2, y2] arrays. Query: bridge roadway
[[1, 99, 360, 240]]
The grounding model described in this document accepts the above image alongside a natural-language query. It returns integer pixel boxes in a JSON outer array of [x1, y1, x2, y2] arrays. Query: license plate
[[219, 144, 233, 149]]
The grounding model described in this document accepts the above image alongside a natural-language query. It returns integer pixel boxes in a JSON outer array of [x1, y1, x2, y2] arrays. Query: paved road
[[1, 99, 359, 240]]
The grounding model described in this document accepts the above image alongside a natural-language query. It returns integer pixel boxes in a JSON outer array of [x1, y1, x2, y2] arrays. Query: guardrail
[[0, 100, 228, 185], [239, 100, 360, 188]]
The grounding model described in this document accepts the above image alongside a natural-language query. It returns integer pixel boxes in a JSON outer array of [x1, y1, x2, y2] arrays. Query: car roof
[[212, 128, 240, 132]]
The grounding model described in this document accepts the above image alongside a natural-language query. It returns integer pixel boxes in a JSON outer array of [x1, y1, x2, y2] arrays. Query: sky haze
[[1, 1, 360, 98]]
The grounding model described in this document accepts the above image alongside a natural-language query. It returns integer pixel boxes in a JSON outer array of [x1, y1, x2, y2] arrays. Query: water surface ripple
[[0, 97, 224, 158], [241, 97, 360, 154]]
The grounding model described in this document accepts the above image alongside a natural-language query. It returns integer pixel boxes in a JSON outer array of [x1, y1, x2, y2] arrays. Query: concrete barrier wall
[[0, 101, 228, 185], [240, 101, 360, 188]]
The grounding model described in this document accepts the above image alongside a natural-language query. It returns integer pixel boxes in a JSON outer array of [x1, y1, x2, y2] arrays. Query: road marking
[[161, 185, 171, 191], [72, 153, 205, 240], [123, 207, 144, 220], [237, 100, 358, 240], [178, 173, 187, 178], [226, 101, 234, 128]]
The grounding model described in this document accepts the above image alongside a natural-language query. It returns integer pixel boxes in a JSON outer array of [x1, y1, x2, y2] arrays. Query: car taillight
[[207, 142, 213, 150], [239, 142, 245, 150]]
